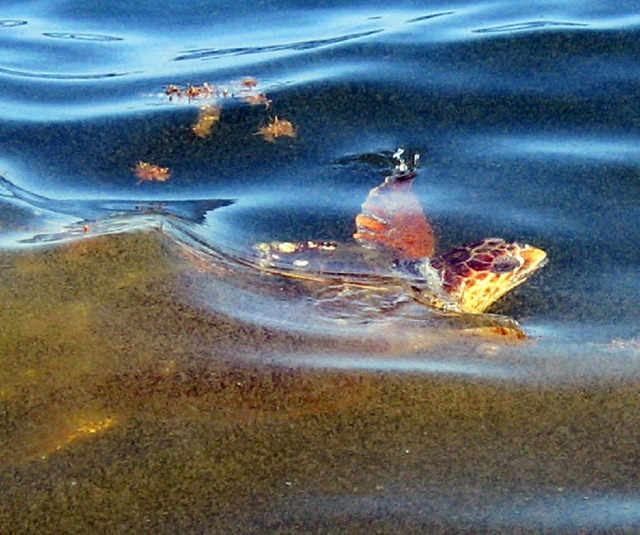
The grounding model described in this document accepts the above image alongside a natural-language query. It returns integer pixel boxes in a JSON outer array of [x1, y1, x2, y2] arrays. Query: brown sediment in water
[[0, 231, 381, 462], [2, 231, 640, 532]]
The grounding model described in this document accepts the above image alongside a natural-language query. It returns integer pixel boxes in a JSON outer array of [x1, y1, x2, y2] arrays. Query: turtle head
[[401, 238, 547, 314], [432, 238, 547, 314]]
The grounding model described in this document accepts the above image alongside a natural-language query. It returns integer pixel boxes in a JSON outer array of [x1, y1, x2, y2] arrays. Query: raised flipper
[[353, 151, 435, 260]]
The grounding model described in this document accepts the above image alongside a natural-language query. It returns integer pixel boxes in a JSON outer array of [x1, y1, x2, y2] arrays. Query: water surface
[[1, 0, 639, 532]]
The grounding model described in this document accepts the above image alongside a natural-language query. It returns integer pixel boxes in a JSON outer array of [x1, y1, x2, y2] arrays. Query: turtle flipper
[[353, 151, 435, 260]]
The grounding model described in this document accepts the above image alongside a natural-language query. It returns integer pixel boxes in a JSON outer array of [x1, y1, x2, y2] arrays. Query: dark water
[[1, 1, 640, 532]]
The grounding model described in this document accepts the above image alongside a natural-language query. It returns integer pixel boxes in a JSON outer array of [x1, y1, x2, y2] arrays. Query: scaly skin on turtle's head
[[401, 238, 547, 314]]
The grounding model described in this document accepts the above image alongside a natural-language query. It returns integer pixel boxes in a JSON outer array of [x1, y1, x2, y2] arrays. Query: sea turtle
[[0, 148, 546, 324], [251, 149, 547, 317]]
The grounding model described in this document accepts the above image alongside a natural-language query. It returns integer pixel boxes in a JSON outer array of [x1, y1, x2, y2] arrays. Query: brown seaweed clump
[[185, 82, 216, 100], [163, 78, 273, 137], [165, 82, 217, 101], [164, 79, 266, 104], [256, 117, 297, 142], [134, 161, 171, 184], [240, 77, 258, 88], [164, 84, 182, 100], [242, 92, 272, 109], [192, 104, 221, 138]]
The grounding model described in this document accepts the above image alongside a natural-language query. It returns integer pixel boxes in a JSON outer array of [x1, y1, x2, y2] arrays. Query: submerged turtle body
[[255, 153, 547, 316]]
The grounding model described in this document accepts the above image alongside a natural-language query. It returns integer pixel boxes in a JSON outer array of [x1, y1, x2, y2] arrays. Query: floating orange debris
[[192, 104, 221, 138], [241, 77, 258, 88], [160, 78, 293, 141], [163, 78, 265, 103], [256, 117, 297, 142], [243, 92, 272, 109], [165, 82, 218, 101], [185, 82, 217, 100], [134, 161, 171, 183], [184, 84, 204, 100], [165, 84, 182, 100]]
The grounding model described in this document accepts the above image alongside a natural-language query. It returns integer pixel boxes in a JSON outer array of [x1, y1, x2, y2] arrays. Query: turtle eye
[[491, 255, 522, 274]]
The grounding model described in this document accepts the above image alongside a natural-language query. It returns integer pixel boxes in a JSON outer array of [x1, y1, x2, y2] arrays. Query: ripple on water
[[42, 31, 123, 42], [0, 19, 27, 27]]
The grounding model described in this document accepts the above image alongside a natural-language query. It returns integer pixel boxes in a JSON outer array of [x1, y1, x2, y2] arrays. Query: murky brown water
[[1, 231, 640, 533]]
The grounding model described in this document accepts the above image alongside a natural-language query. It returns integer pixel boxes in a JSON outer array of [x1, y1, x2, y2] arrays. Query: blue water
[[3, 1, 639, 343], [1, 1, 640, 531]]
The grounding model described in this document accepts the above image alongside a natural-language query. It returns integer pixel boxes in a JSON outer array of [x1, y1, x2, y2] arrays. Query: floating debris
[[241, 77, 258, 88], [243, 92, 272, 109], [161, 78, 276, 139], [256, 117, 297, 142], [185, 82, 216, 100], [164, 82, 213, 101], [164, 84, 182, 100], [192, 104, 221, 138], [163, 78, 263, 103], [134, 161, 171, 184]]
